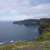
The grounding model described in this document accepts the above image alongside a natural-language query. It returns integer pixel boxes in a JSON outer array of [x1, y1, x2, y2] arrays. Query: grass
[[0, 40, 50, 50], [0, 41, 37, 50], [37, 31, 50, 41]]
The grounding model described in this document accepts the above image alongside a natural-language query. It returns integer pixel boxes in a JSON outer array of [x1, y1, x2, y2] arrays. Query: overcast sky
[[0, 0, 50, 21]]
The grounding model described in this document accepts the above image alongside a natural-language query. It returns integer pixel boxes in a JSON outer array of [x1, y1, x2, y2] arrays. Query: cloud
[[0, 0, 50, 21], [0, 0, 16, 21], [16, 2, 50, 19]]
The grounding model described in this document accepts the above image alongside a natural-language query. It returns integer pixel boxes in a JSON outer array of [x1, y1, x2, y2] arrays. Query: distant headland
[[13, 19, 40, 25]]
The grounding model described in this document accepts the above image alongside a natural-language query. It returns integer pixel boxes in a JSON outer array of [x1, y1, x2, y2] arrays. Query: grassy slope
[[0, 41, 37, 50]]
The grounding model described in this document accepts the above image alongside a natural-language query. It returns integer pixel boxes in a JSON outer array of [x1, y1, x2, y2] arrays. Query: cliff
[[13, 18, 50, 34], [40, 18, 50, 32], [13, 19, 40, 25]]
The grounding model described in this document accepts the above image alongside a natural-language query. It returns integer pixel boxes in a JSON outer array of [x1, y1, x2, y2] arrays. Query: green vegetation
[[0, 40, 50, 50], [37, 32, 50, 41], [0, 41, 36, 50]]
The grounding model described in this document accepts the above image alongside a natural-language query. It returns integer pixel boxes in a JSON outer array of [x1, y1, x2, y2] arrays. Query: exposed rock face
[[40, 18, 50, 33]]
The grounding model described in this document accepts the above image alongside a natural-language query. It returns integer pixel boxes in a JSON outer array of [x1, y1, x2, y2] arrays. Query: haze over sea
[[0, 21, 39, 43]]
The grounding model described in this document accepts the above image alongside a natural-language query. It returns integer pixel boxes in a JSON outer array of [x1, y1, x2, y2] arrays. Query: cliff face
[[40, 18, 50, 33]]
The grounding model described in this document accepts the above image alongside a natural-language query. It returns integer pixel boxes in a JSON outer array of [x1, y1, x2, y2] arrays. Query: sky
[[0, 0, 50, 21]]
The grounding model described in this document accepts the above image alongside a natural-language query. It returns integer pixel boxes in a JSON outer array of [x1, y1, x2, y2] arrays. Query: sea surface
[[0, 21, 40, 43]]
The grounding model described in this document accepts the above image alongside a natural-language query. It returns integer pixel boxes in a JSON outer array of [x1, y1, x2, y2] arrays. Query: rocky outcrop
[[40, 18, 50, 34]]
